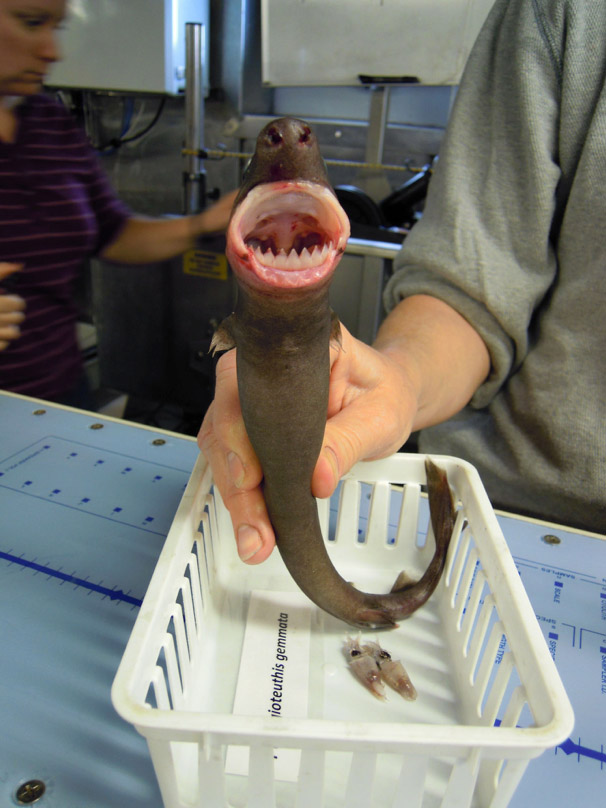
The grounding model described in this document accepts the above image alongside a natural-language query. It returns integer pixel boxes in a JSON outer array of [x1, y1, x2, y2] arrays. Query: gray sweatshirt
[[384, 0, 605, 533]]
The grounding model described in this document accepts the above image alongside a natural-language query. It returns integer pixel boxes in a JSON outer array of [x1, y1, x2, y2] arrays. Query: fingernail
[[227, 451, 245, 488], [237, 524, 263, 562]]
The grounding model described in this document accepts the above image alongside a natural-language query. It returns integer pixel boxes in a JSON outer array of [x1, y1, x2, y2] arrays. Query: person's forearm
[[99, 191, 237, 265], [373, 294, 490, 431], [100, 215, 196, 264]]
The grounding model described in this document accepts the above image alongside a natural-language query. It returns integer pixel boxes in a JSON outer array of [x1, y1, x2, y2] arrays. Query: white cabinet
[[261, 0, 495, 86], [49, 0, 209, 95]]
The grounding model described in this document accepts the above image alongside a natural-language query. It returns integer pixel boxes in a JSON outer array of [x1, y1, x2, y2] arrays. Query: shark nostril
[[299, 126, 312, 144], [267, 126, 283, 146]]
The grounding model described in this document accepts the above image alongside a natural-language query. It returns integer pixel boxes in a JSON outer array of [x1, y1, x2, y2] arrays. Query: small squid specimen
[[343, 636, 386, 700], [362, 640, 417, 701]]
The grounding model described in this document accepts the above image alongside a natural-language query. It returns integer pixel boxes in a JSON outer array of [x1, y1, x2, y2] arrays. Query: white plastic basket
[[112, 453, 573, 808]]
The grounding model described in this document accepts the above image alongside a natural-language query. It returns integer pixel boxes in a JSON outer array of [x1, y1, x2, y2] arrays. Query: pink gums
[[226, 181, 350, 293]]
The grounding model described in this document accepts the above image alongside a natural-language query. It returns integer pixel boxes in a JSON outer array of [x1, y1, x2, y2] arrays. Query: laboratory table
[[0, 391, 604, 807]]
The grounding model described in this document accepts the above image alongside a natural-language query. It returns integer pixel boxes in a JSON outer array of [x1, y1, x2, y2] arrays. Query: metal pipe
[[183, 22, 206, 214], [365, 85, 390, 167], [359, 84, 392, 202]]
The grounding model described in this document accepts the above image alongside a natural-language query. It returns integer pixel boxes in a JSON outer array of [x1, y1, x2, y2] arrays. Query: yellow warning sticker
[[183, 249, 228, 280]]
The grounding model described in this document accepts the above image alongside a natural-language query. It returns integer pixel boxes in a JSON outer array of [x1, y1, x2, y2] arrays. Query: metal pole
[[359, 84, 392, 203], [183, 22, 206, 214]]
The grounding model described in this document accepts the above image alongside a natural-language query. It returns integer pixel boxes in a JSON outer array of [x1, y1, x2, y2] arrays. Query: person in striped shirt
[[0, 0, 234, 406]]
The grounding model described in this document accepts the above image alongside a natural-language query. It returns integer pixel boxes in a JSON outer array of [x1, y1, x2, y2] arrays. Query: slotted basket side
[[112, 454, 573, 808]]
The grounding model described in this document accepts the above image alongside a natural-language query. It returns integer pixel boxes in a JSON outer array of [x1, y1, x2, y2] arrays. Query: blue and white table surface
[[0, 391, 604, 807]]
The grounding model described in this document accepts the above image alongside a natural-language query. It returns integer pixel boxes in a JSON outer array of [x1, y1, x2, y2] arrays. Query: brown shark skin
[[218, 117, 455, 628], [231, 117, 331, 208]]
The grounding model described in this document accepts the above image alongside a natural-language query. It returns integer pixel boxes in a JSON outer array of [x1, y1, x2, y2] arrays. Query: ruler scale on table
[[0, 394, 199, 808], [0, 392, 604, 807]]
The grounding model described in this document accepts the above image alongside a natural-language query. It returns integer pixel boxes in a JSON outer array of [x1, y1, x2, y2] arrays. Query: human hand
[[311, 325, 419, 498], [197, 324, 418, 563], [0, 263, 26, 350], [195, 189, 239, 235]]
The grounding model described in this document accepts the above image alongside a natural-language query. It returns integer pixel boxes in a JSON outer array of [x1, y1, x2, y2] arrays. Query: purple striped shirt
[[0, 94, 129, 401]]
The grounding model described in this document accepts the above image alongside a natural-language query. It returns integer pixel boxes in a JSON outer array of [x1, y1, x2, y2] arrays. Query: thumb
[[311, 409, 371, 500], [311, 372, 416, 500]]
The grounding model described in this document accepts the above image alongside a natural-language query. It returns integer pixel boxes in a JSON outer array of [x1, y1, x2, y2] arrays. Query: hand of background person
[[100, 190, 239, 265], [193, 189, 238, 235], [197, 323, 418, 564], [0, 263, 25, 351]]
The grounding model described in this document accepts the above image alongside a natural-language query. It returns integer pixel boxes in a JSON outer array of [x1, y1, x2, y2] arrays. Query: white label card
[[225, 590, 313, 782]]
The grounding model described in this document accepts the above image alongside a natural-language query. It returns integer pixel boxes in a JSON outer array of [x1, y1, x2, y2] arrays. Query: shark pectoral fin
[[390, 570, 419, 593], [210, 315, 236, 355], [329, 310, 343, 351], [355, 609, 399, 629]]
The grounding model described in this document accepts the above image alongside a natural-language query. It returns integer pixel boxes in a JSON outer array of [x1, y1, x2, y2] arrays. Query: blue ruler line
[[558, 738, 606, 765], [0, 549, 142, 607], [494, 720, 605, 765]]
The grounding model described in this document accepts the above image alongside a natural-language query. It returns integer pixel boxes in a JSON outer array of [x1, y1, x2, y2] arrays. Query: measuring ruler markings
[[557, 738, 606, 766], [0, 434, 194, 472], [0, 436, 191, 533], [519, 565, 606, 771], [0, 436, 193, 493], [0, 548, 143, 607], [0, 481, 171, 535], [492, 717, 606, 766], [0, 436, 194, 608]]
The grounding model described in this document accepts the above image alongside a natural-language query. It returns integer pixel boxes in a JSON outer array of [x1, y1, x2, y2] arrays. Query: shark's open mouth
[[226, 181, 350, 289]]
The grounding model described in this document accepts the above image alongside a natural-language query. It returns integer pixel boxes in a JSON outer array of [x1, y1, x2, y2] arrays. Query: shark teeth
[[252, 243, 331, 270]]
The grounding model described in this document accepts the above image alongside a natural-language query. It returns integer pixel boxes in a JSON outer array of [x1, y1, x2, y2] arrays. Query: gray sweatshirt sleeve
[[383, 0, 563, 408]]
